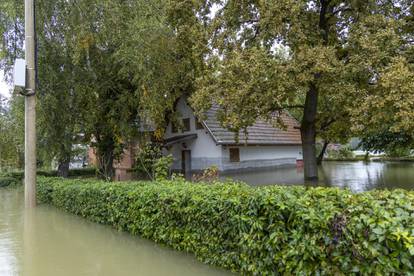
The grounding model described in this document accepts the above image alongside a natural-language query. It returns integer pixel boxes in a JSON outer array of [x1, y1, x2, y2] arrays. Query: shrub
[[37, 167, 97, 178], [0, 168, 96, 186], [67, 168, 97, 177], [37, 177, 414, 275], [134, 142, 172, 180], [0, 171, 25, 181], [327, 146, 355, 159], [0, 176, 19, 187], [386, 146, 411, 158], [153, 155, 173, 180], [193, 165, 219, 182]]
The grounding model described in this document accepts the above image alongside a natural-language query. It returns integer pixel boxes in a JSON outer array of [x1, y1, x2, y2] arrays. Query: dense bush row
[[0, 167, 96, 184], [37, 177, 414, 274], [0, 176, 19, 187], [0, 168, 96, 188]]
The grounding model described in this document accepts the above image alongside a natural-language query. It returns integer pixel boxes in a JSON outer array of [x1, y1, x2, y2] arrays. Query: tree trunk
[[301, 83, 319, 180], [97, 144, 115, 181], [57, 158, 70, 178], [364, 151, 370, 162], [317, 140, 329, 165], [300, 0, 330, 180]]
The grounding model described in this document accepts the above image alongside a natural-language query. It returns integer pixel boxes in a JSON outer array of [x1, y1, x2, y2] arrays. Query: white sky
[[0, 70, 11, 99]]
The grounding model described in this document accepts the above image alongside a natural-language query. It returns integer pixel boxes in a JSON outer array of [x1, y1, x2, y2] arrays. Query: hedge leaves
[[37, 177, 414, 275]]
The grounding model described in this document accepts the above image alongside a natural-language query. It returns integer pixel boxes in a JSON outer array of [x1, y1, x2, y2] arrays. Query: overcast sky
[[0, 70, 11, 98]]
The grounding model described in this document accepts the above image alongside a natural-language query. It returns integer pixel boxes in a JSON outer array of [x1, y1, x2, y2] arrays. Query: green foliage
[[0, 95, 24, 170], [0, 0, 24, 74], [1, 0, 84, 171], [189, 0, 413, 178], [48, 168, 97, 178], [0, 171, 25, 181], [2, 0, 413, 180], [360, 130, 413, 157], [134, 142, 172, 180], [0, 168, 96, 185], [386, 147, 412, 158], [193, 165, 219, 183], [327, 146, 355, 159], [37, 177, 414, 275], [0, 176, 19, 187], [134, 142, 162, 178], [1, 0, 196, 178], [153, 155, 173, 181]]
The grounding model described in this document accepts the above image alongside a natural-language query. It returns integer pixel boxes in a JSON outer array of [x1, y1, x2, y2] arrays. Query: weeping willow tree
[[0, 0, 205, 179], [0, 95, 24, 170], [1, 1, 91, 176], [57, 0, 205, 179]]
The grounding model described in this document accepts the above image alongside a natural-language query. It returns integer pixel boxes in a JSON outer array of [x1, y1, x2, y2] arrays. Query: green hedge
[[0, 176, 19, 187], [0, 168, 96, 182], [37, 177, 414, 274]]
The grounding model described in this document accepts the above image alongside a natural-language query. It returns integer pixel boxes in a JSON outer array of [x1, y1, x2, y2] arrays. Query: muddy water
[[222, 161, 414, 192], [0, 188, 231, 276]]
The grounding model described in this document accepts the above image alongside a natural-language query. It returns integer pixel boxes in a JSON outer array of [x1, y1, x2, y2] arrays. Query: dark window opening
[[229, 148, 240, 163], [182, 118, 191, 132]]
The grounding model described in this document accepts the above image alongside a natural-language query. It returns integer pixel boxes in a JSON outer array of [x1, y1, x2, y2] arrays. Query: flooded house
[[88, 97, 303, 181], [164, 97, 303, 178]]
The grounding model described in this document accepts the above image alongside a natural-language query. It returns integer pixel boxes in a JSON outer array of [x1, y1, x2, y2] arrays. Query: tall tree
[[0, 95, 24, 169], [36, 1, 85, 176], [190, 0, 407, 180], [350, 1, 414, 146], [1, 0, 204, 179], [1, 0, 83, 175], [0, 0, 24, 80], [58, 0, 203, 179]]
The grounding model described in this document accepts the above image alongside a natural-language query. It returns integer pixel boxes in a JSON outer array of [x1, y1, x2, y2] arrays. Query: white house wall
[[221, 145, 303, 171], [165, 98, 223, 171], [164, 97, 303, 173], [238, 145, 303, 161]]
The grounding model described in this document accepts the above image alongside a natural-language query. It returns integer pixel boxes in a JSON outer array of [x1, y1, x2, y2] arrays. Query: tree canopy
[[190, 0, 414, 179], [0, 95, 24, 169], [1, 0, 413, 181], [0, 0, 204, 178]]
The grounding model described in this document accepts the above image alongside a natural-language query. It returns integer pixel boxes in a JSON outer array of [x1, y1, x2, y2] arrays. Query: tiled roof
[[203, 106, 302, 145]]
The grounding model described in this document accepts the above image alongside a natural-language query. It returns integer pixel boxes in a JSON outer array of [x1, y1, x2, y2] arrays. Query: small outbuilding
[[164, 97, 303, 178]]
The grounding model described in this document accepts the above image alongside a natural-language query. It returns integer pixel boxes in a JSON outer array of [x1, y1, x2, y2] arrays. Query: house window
[[182, 118, 191, 132], [195, 118, 204, 130], [229, 148, 240, 162]]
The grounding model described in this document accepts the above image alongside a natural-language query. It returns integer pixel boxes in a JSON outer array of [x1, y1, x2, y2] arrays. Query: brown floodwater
[[222, 161, 414, 192], [0, 188, 231, 276], [2, 161, 413, 275]]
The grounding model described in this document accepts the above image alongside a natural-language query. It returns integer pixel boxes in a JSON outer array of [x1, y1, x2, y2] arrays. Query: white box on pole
[[13, 58, 26, 89]]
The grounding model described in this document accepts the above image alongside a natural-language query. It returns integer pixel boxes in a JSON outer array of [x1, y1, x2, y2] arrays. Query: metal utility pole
[[24, 0, 37, 208]]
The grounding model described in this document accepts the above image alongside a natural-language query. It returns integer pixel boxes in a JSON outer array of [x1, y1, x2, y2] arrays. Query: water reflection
[[0, 188, 23, 276], [222, 161, 414, 192], [0, 189, 230, 276], [2, 162, 413, 275]]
